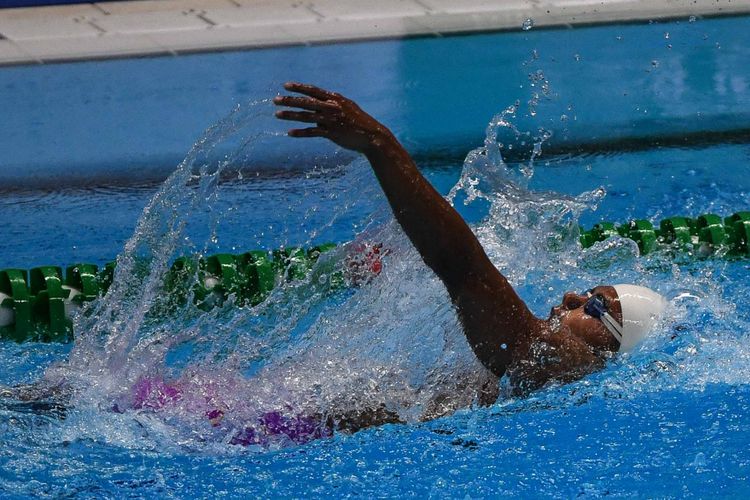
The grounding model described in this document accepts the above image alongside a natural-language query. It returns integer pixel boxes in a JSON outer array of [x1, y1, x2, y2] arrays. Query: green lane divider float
[[1, 211, 747, 344], [0, 243, 339, 344], [579, 211, 750, 256]]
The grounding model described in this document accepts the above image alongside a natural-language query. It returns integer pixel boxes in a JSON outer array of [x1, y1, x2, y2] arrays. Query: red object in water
[[345, 242, 386, 284]]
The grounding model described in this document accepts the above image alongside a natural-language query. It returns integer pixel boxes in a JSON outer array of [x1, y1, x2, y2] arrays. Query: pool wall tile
[[0, 14, 101, 40], [0, 39, 32, 63], [0, 4, 104, 20], [200, 3, 321, 28], [149, 24, 300, 52], [415, 9, 541, 34], [15, 32, 168, 60], [89, 10, 211, 34], [308, 0, 428, 20], [289, 16, 435, 43], [417, 0, 532, 15], [93, 0, 238, 15]]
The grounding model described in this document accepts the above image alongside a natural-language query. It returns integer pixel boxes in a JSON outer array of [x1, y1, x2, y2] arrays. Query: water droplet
[[664, 32, 670, 39], [689, 15, 697, 22], [522, 18, 534, 31], [651, 60, 660, 68], [574, 54, 581, 62]]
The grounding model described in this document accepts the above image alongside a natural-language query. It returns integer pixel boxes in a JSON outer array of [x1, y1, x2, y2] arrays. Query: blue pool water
[[2, 14, 750, 497]]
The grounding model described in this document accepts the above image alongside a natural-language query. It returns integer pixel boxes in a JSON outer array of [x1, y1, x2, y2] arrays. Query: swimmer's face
[[548, 285, 622, 352]]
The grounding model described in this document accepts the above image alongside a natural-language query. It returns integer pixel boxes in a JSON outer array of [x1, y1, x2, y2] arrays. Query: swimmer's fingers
[[273, 95, 339, 112], [288, 127, 330, 139], [275, 110, 324, 124], [276, 110, 344, 127], [283, 82, 338, 101]]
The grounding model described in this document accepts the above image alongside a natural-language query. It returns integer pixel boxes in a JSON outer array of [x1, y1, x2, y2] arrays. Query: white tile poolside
[[290, 16, 435, 43], [0, 13, 101, 40], [148, 24, 301, 52], [308, 0, 427, 20], [15, 31, 167, 60], [93, 0, 237, 15], [0, 39, 32, 63], [200, 3, 320, 28], [0, 3, 103, 20], [418, 0, 534, 15], [0, 0, 749, 65], [90, 10, 210, 34]]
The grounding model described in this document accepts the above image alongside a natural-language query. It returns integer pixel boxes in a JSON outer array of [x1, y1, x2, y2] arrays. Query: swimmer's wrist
[[363, 127, 400, 156]]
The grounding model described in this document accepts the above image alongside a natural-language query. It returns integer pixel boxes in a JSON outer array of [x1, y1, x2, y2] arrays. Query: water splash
[[53, 103, 567, 445], [23, 99, 492, 450], [24, 93, 747, 452]]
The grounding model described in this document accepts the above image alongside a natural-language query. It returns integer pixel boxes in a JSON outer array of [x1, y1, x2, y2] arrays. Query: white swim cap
[[602, 284, 667, 352]]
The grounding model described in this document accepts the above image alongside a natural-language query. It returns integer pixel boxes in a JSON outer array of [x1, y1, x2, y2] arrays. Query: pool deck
[[1, 0, 749, 65]]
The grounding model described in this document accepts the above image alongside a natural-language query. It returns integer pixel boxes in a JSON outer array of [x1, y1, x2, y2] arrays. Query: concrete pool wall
[[1, 0, 749, 65]]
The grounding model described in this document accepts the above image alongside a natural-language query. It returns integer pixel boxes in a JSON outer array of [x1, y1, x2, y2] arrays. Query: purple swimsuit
[[130, 376, 332, 446], [228, 410, 332, 446]]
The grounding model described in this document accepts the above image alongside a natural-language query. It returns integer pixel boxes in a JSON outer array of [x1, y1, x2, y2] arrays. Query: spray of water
[[23, 88, 747, 451]]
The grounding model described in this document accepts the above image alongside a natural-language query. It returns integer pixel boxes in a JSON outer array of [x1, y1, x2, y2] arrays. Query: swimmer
[[1, 84, 668, 446], [274, 82, 667, 397]]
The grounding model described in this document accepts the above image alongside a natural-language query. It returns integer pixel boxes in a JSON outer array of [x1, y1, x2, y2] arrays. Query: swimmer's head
[[549, 284, 667, 353]]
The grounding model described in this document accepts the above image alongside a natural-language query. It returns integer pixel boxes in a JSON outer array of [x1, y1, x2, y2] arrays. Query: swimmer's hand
[[274, 82, 394, 154]]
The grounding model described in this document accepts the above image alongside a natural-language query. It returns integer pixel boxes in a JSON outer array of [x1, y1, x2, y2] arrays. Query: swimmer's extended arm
[[275, 83, 540, 377]]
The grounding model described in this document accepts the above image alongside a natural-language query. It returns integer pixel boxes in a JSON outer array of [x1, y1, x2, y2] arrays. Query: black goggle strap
[[586, 292, 624, 344], [600, 311, 624, 344]]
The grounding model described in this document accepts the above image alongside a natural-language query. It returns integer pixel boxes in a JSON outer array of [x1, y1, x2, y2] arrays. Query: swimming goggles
[[583, 292, 624, 343]]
